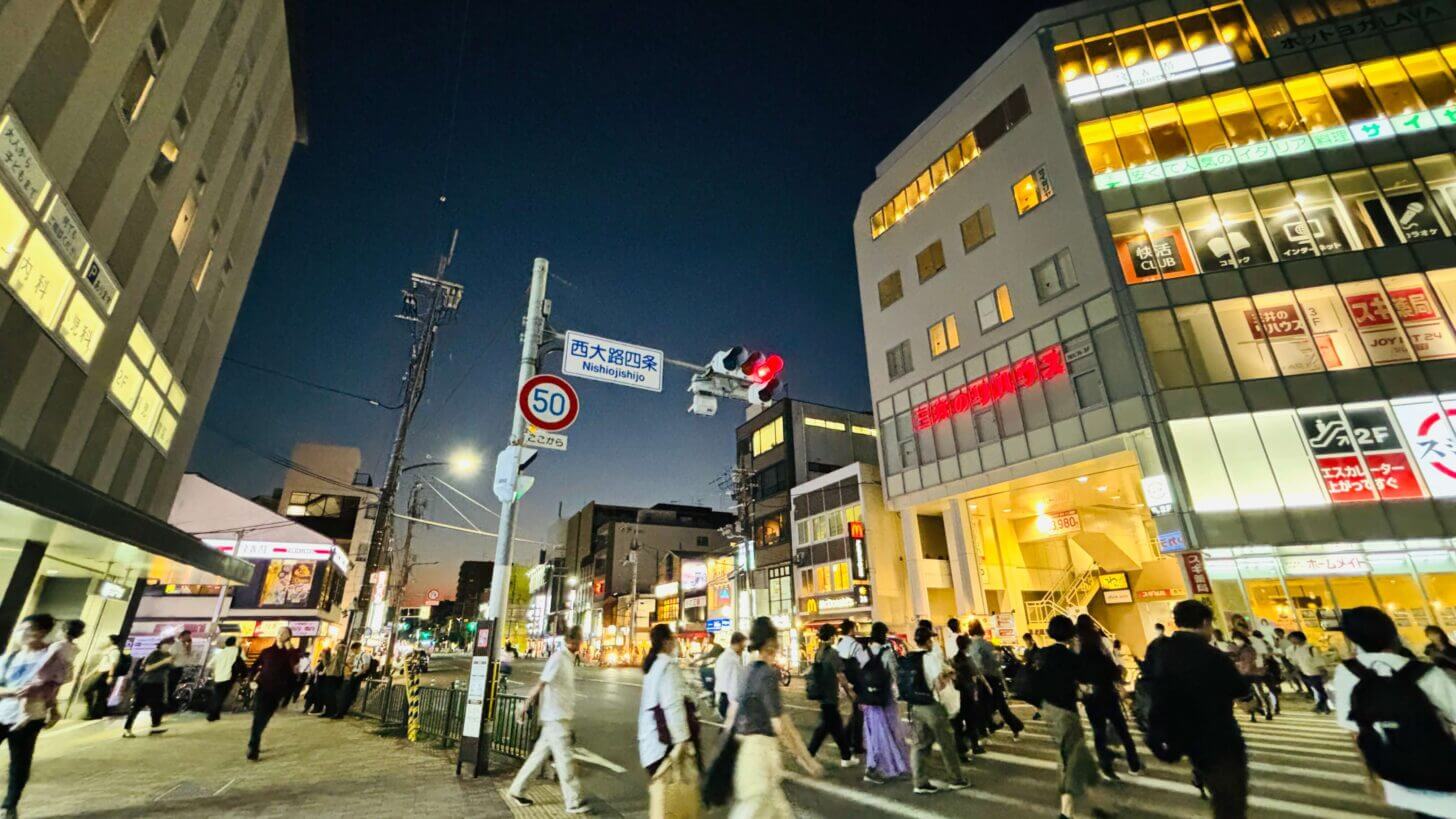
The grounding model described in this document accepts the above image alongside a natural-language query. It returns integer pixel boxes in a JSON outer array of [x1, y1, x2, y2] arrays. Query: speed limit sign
[[519, 374, 579, 432]]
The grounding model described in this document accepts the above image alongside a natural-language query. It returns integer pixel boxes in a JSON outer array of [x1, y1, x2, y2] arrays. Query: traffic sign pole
[[459, 257, 550, 778]]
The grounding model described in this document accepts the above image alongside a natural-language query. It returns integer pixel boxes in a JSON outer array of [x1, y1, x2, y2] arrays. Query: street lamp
[[400, 448, 483, 478]]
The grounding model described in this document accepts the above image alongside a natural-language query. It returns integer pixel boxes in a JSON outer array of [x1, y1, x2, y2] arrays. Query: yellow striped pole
[[406, 653, 421, 742]]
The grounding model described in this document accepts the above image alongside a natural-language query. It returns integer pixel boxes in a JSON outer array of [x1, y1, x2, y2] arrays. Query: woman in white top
[[1333, 606, 1456, 819], [0, 614, 68, 817], [639, 623, 699, 817]]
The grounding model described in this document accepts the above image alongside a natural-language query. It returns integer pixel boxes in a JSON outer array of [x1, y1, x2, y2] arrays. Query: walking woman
[[1424, 625, 1456, 672], [1034, 615, 1112, 819], [1075, 615, 1141, 779], [852, 621, 911, 784], [727, 617, 821, 818], [1228, 632, 1270, 721], [639, 623, 700, 818], [0, 614, 66, 818]]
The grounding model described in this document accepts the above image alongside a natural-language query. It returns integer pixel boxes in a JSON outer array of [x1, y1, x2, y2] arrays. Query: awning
[[0, 436, 253, 584]]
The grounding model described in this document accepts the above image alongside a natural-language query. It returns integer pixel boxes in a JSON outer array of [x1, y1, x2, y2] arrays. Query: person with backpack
[[969, 620, 1023, 740], [1333, 606, 1456, 817], [833, 620, 865, 759], [902, 626, 970, 794], [951, 635, 988, 757], [849, 621, 909, 785], [805, 624, 856, 767], [1075, 615, 1141, 779], [1285, 631, 1331, 714], [1031, 615, 1111, 819], [1145, 599, 1250, 819]]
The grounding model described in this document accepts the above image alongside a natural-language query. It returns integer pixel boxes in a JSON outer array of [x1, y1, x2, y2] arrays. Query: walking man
[[1285, 631, 1330, 714], [834, 619, 865, 758], [330, 642, 369, 719], [713, 632, 746, 719], [806, 623, 856, 767], [207, 637, 241, 721], [903, 625, 969, 794], [508, 626, 588, 813], [968, 621, 1023, 740], [314, 645, 349, 716], [167, 630, 199, 711], [123, 637, 175, 737], [245, 627, 300, 760], [81, 636, 123, 719]]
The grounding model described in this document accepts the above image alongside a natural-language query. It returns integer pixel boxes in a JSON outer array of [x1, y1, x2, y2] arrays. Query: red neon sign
[[912, 344, 1067, 431]]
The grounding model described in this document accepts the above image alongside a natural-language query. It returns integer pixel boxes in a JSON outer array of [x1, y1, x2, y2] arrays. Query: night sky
[[187, 1, 1060, 603]]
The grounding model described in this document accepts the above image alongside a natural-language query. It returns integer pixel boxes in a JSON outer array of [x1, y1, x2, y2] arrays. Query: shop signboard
[[1265, 205, 1352, 259], [848, 521, 868, 581], [1299, 408, 1377, 502], [1181, 551, 1212, 595], [1035, 509, 1081, 537], [1188, 220, 1274, 273], [680, 560, 707, 593], [1098, 572, 1129, 591], [705, 618, 731, 633], [1116, 228, 1195, 284], [991, 612, 1017, 643], [653, 581, 679, 599], [1385, 192, 1445, 242], [1136, 588, 1178, 600], [287, 621, 320, 637], [1141, 475, 1175, 516], [1392, 399, 1456, 499], [1104, 589, 1133, 604], [1388, 281, 1456, 360], [1346, 404, 1426, 500], [1157, 530, 1188, 553], [1281, 554, 1371, 576], [912, 344, 1067, 430], [1343, 284, 1417, 365]]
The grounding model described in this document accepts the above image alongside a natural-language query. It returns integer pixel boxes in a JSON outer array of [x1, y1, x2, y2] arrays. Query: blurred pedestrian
[[1076, 615, 1140, 779], [833, 620, 865, 758], [330, 642, 370, 719], [852, 621, 909, 784], [902, 625, 968, 794], [805, 623, 855, 767], [167, 630, 199, 712], [727, 617, 820, 818], [207, 637, 241, 721], [713, 633, 746, 719], [1423, 625, 1456, 673], [0, 614, 67, 818], [639, 624, 699, 818], [969, 621, 1023, 740], [1286, 632, 1330, 714], [304, 648, 332, 713], [244, 627, 301, 760], [1032, 615, 1111, 819], [508, 626, 588, 813], [951, 635, 988, 756], [81, 635, 123, 719], [123, 636, 174, 737]]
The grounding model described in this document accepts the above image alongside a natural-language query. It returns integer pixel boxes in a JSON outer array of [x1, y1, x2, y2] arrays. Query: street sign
[[562, 330, 663, 392], [524, 426, 568, 451], [426, 588, 440, 602], [519, 374, 579, 432]]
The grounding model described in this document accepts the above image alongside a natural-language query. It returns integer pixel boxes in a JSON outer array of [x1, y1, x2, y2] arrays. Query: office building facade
[[855, 0, 1456, 652]]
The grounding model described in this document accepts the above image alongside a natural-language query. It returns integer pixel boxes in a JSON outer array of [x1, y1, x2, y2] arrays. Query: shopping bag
[[650, 744, 701, 819], [700, 727, 738, 808]]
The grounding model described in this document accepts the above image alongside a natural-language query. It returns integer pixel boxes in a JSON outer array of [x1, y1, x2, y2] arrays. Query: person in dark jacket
[[1033, 615, 1109, 819], [1147, 599, 1250, 819], [1075, 615, 1141, 779], [245, 627, 300, 761]]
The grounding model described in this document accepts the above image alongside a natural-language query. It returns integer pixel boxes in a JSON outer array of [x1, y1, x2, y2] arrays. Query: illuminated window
[[149, 138, 179, 186], [131, 380, 163, 436], [191, 249, 213, 291], [1032, 248, 1077, 302], [959, 205, 995, 253], [116, 23, 166, 125], [877, 271, 903, 310], [57, 291, 104, 363], [109, 354, 144, 409], [927, 314, 959, 358], [1013, 167, 1052, 215], [851, 425, 876, 437], [844, 504, 863, 523], [0, 183, 31, 269], [170, 171, 205, 250], [9, 232, 74, 329], [886, 339, 913, 380], [831, 561, 851, 591], [751, 416, 784, 456], [152, 409, 177, 452], [976, 285, 1013, 331], [915, 240, 946, 283], [112, 321, 186, 450], [804, 417, 848, 431]]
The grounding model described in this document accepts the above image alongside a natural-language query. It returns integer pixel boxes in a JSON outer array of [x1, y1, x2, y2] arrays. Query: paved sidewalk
[[15, 706, 520, 817]]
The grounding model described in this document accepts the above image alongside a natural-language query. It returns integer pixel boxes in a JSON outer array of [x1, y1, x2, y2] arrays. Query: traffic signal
[[709, 346, 748, 376], [690, 347, 785, 415]]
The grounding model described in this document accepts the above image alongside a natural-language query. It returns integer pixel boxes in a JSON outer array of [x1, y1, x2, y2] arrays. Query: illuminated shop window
[[1108, 157, 1455, 284], [57, 290, 103, 363], [751, 416, 784, 456], [1055, 3, 1265, 103], [110, 321, 187, 451], [9, 231, 74, 329], [1083, 44, 1456, 191]]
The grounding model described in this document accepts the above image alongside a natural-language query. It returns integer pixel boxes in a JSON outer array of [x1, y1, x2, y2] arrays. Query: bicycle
[[171, 666, 214, 714]]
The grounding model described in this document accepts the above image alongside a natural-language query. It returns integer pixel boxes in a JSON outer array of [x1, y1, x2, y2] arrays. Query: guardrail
[[354, 679, 536, 759]]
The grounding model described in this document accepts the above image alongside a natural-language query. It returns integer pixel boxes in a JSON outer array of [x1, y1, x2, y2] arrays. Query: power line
[[222, 356, 401, 408]]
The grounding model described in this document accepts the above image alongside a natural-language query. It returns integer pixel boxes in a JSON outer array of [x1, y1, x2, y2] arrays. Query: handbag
[[650, 743, 701, 819], [700, 725, 738, 808]]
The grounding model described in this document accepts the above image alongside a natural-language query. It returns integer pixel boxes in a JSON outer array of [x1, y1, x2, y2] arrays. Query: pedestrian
[[1145, 599, 1250, 819], [1211, 628, 1231, 653], [123, 637, 175, 738], [207, 637, 241, 721], [1021, 632, 1042, 721], [725, 617, 821, 818], [833, 620, 865, 758], [35, 619, 83, 724], [805, 623, 856, 767], [81, 635, 123, 719], [508, 626, 588, 812], [852, 621, 910, 785], [1423, 625, 1456, 673], [1032, 615, 1112, 819], [639, 624, 700, 819], [951, 635, 988, 756], [313, 645, 348, 716], [1228, 632, 1269, 722], [167, 630, 199, 711], [968, 621, 1023, 740], [713, 632, 746, 719], [1333, 606, 1456, 818], [1073, 615, 1140, 780], [329, 641, 370, 719], [304, 648, 332, 713], [0, 614, 68, 818], [244, 626, 300, 760], [1271, 628, 1307, 696], [284, 651, 310, 708], [1285, 631, 1331, 714], [901, 625, 970, 794]]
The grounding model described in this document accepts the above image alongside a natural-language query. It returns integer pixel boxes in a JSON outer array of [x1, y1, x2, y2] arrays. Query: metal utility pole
[[722, 466, 757, 629], [346, 236, 464, 645]]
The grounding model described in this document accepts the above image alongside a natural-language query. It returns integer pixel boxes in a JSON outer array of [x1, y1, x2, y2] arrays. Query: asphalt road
[[420, 654, 1401, 818]]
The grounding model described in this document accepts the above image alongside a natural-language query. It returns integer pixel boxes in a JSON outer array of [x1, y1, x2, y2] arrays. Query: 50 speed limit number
[[518, 374, 580, 432]]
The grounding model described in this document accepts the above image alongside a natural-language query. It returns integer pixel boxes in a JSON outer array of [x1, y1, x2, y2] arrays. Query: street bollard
[[406, 653, 422, 742]]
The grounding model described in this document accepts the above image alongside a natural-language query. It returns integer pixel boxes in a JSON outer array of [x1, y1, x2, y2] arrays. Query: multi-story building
[[0, 3, 297, 650], [854, 0, 1456, 653], [734, 399, 879, 627], [455, 559, 491, 619], [274, 444, 376, 618]]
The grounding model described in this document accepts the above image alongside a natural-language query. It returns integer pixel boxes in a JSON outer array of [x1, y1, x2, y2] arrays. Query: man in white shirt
[[207, 637, 241, 722], [509, 626, 587, 814], [713, 632, 747, 718], [1334, 606, 1456, 818], [833, 619, 866, 758], [82, 634, 123, 719], [1285, 631, 1331, 713]]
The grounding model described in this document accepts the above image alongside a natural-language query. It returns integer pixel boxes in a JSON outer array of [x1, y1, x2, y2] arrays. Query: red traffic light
[[745, 353, 783, 384]]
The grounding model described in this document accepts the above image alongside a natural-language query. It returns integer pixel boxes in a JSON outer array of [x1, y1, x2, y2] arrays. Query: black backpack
[[897, 651, 937, 706], [805, 653, 829, 701], [857, 646, 894, 707], [1343, 659, 1456, 792]]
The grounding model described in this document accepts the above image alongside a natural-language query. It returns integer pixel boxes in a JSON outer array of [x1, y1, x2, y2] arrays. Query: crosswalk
[[782, 699, 1398, 819]]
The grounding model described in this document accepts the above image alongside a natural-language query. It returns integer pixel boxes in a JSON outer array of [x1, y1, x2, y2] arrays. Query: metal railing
[[353, 679, 537, 759]]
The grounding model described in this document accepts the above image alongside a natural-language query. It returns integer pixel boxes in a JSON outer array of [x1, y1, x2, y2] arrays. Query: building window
[[170, 172, 205, 250], [1013, 166, 1053, 215], [886, 339, 914, 380], [928, 314, 960, 358], [830, 561, 851, 591], [959, 205, 995, 252], [116, 21, 168, 125], [915, 240, 947, 283], [878, 271, 903, 310], [871, 86, 1030, 238], [976, 285, 1013, 331], [108, 322, 185, 452], [751, 416, 784, 456], [851, 424, 876, 437], [286, 492, 343, 518], [804, 417, 847, 431], [1032, 249, 1077, 302], [71, 0, 118, 40]]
